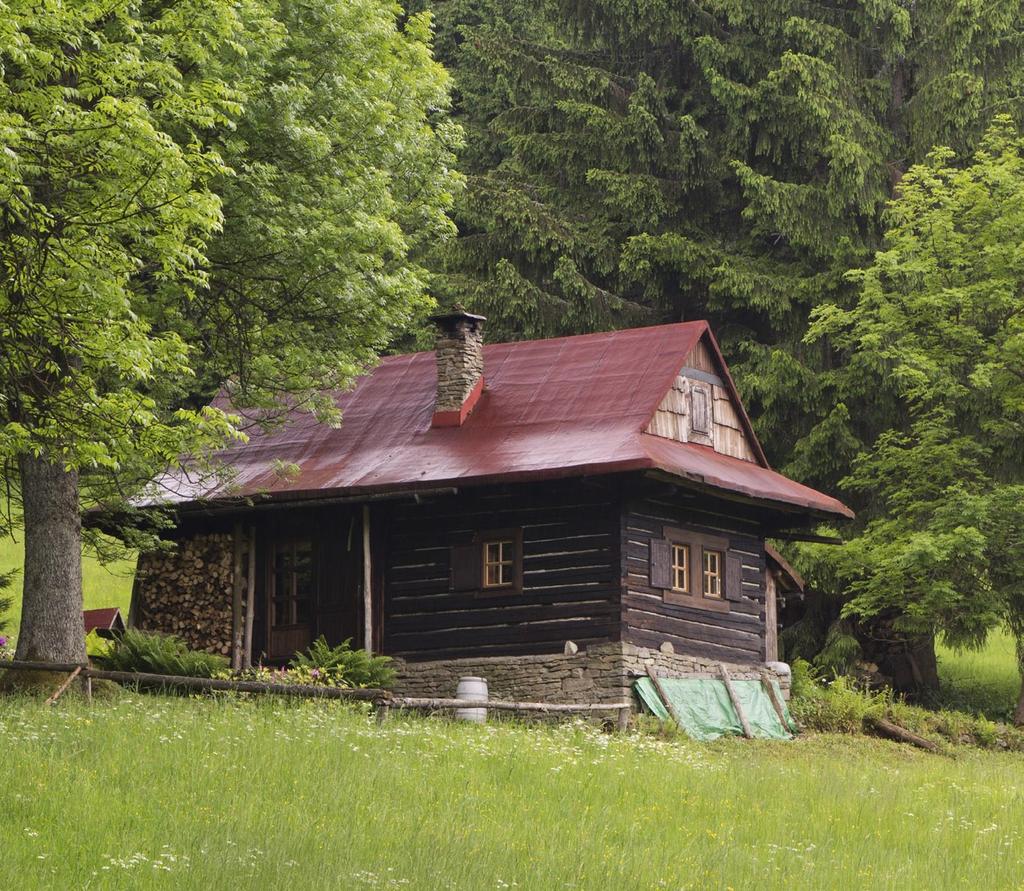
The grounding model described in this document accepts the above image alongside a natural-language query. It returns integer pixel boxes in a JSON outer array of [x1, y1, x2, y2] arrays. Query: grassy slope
[[1, 696, 1023, 890], [0, 533, 135, 644]]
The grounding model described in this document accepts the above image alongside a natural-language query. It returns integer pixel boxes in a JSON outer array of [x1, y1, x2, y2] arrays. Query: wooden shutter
[[450, 543, 481, 592], [725, 551, 744, 602], [650, 539, 672, 589]]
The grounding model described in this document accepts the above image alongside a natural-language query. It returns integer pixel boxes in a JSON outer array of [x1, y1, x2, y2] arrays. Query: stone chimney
[[430, 304, 486, 427]]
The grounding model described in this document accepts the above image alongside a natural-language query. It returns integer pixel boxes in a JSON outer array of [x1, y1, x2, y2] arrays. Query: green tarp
[[634, 676, 798, 741]]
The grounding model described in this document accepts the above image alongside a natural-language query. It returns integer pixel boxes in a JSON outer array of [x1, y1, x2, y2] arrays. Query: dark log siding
[[621, 486, 767, 663], [382, 479, 621, 660]]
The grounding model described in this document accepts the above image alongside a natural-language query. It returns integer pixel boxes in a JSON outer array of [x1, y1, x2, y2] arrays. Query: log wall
[[382, 479, 621, 660], [621, 486, 767, 664], [133, 532, 235, 655]]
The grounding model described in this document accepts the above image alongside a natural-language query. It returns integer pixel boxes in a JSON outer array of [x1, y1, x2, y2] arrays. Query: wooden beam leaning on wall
[[718, 662, 753, 739]]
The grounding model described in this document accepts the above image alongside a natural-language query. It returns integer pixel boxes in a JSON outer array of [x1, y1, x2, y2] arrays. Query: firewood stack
[[136, 533, 235, 655]]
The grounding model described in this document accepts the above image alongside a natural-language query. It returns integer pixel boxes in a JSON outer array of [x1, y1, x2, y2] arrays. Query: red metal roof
[[158, 322, 851, 519], [83, 607, 125, 634]]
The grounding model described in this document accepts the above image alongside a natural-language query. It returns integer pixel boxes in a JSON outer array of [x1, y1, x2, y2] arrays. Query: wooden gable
[[644, 336, 759, 464]]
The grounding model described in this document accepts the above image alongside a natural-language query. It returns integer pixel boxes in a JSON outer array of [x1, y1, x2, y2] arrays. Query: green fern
[[289, 636, 395, 688], [98, 629, 228, 678]]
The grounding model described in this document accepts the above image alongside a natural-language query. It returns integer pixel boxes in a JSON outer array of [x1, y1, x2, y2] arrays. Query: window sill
[[663, 589, 731, 613]]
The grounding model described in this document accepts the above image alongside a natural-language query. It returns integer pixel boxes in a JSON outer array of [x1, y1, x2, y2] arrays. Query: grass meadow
[[2, 540, 1024, 889], [2, 695, 1024, 891]]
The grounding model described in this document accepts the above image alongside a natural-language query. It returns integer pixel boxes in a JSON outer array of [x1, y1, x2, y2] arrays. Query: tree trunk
[[1014, 678, 1024, 727], [13, 452, 85, 664]]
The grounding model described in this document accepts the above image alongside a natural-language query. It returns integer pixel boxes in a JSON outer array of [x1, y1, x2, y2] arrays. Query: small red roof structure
[[155, 321, 851, 520], [83, 607, 126, 639]]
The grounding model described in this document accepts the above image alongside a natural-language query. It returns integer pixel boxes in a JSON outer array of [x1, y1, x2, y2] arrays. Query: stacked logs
[[136, 533, 235, 655]]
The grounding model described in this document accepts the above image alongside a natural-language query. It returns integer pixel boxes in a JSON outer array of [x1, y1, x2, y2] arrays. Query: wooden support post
[[647, 669, 684, 728], [242, 526, 256, 670], [764, 572, 779, 662], [759, 668, 790, 732], [84, 675, 93, 705], [375, 701, 390, 725], [362, 504, 373, 654], [45, 666, 82, 706], [718, 663, 753, 739], [617, 705, 631, 732], [231, 522, 244, 671]]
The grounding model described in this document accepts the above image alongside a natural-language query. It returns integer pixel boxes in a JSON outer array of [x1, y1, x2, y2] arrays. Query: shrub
[[289, 636, 395, 688], [98, 629, 228, 678], [789, 659, 1024, 751]]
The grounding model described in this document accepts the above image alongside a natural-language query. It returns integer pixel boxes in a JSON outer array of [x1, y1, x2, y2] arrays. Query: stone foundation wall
[[135, 533, 234, 655], [394, 642, 629, 703], [393, 641, 790, 706]]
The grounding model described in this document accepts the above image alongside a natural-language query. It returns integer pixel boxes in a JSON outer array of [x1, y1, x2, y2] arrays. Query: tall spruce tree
[[416, 0, 1024, 694], [421, 0, 1024, 478]]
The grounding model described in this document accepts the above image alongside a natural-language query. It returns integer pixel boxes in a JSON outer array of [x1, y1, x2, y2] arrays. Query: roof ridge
[[376, 320, 710, 364]]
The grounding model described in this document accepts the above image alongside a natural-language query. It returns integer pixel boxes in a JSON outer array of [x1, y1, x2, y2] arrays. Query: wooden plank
[[647, 668, 684, 727], [718, 662, 753, 739], [386, 619, 622, 652], [386, 600, 617, 634], [759, 668, 789, 730], [388, 585, 619, 612], [624, 588, 764, 625], [685, 338, 717, 373], [623, 608, 762, 652], [45, 666, 82, 706]]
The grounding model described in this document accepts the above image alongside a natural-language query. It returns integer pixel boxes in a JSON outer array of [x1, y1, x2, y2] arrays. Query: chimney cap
[[429, 303, 487, 330]]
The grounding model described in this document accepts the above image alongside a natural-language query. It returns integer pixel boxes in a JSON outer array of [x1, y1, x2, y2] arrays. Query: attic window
[[690, 385, 712, 435]]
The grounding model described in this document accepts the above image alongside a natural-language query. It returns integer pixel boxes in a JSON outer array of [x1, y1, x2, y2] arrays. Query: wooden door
[[267, 538, 316, 660]]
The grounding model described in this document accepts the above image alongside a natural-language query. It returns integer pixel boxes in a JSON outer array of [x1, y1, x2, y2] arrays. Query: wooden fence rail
[[0, 659, 634, 728]]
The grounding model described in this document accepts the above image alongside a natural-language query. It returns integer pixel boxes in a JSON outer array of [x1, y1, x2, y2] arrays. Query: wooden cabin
[[129, 312, 851, 703]]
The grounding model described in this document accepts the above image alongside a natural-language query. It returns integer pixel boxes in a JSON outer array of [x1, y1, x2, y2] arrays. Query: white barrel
[[454, 676, 488, 723]]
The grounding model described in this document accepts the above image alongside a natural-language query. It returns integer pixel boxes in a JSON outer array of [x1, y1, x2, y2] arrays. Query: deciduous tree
[[808, 118, 1024, 719], [0, 0, 459, 667]]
